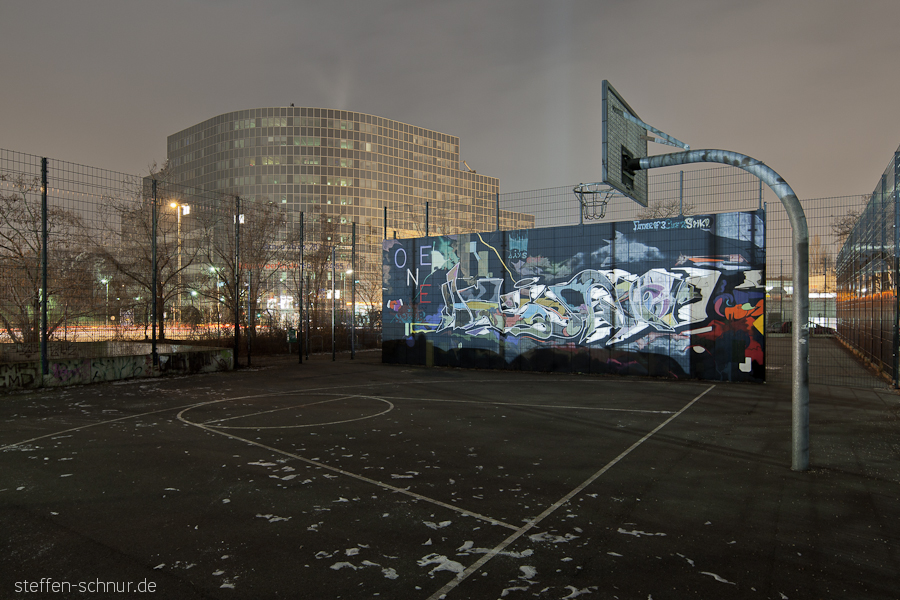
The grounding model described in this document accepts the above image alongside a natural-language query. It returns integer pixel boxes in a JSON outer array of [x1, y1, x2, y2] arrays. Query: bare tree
[[90, 161, 202, 340], [196, 196, 294, 343], [352, 256, 383, 336], [300, 213, 341, 335], [830, 207, 861, 245], [0, 172, 92, 344], [809, 235, 833, 275], [637, 197, 697, 219]]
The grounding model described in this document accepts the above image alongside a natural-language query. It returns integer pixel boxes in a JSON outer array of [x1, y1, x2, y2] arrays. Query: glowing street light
[[170, 202, 190, 322], [100, 278, 110, 322]]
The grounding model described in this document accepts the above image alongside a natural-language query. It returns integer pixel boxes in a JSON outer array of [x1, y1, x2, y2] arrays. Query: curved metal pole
[[637, 150, 809, 471]]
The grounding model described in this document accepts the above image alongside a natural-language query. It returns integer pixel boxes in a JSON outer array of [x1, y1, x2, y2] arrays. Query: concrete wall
[[0, 348, 233, 392]]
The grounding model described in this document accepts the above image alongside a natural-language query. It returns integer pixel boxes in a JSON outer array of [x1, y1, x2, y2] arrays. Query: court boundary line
[[425, 384, 717, 600], [202, 395, 395, 429], [0, 379, 488, 450], [372, 395, 676, 414], [176, 409, 520, 531]]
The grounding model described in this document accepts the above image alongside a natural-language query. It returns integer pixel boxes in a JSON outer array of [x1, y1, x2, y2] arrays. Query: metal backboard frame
[[602, 80, 649, 207]]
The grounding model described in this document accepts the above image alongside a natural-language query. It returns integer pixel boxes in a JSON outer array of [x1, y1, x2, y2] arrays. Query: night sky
[[3, 0, 899, 200]]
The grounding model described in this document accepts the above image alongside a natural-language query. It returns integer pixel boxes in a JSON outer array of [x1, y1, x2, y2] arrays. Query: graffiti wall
[[382, 210, 765, 382], [0, 348, 234, 392]]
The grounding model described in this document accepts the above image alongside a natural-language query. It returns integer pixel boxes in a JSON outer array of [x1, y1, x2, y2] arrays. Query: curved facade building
[[166, 107, 533, 320], [167, 106, 532, 240]]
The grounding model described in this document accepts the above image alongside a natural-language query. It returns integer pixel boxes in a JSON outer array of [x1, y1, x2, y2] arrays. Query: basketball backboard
[[602, 80, 648, 207]]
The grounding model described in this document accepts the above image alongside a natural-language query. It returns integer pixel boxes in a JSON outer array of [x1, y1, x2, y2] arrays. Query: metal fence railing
[[835, 146, 900, 385], [0, 149, 380, 373], [497, 167, 884, 389], [3, 147, 890, 389]]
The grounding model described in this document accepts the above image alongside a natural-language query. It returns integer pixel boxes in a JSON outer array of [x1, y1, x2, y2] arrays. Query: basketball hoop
[[573, 182, 618, 220]]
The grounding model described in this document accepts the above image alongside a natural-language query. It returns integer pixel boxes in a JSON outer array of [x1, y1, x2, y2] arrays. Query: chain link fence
[[2, 148, 889, 388], [0, 149, 379, 377], [495, 167, 882, 388]]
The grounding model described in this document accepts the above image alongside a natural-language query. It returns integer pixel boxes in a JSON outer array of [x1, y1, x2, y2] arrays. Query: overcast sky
[[3, 0, 899, 201]]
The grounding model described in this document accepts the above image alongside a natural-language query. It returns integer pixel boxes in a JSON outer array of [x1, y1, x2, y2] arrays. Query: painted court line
[[201, 394, 392, 427], [176, 410, 519, 531], [201, 396, 349, 424], [376, 395, 676, 414], [0, 400, 212, 452], [426, 384, 717, 600], [0, 379, 461, 451]]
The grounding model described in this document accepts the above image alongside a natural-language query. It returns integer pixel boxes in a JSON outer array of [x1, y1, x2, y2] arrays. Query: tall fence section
[[0, 150, 375, 389], [1, 148, 891, 389], [835, 146, 900, 383], [389, 167, 884, 388]]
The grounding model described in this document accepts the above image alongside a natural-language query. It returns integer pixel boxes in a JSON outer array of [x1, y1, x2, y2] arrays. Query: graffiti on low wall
[[383, 211, 765, 382], [0, 362, 38, 390], [0, 348, 234, 392]]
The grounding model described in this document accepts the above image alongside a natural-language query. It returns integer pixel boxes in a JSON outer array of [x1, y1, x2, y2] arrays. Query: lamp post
[[331, 247, 336, 361], [100, 278, 110, 328], [346, 267, 354, 358], [210, 266, 222, 337], [170, 202, 189, 326]]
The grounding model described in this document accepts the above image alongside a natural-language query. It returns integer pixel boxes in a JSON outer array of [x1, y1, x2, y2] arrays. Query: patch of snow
[[256, 513, 291, 523], [700, 572, 735, 585], [519, 566, 537, 579], [528, 532, 579, 544], [617, 528, 666, 537], [418, 553, 465, 577], [560, 586, 597, 599]]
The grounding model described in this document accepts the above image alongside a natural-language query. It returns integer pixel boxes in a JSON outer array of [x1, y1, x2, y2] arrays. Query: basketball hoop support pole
[[634, 149, 810, 472]]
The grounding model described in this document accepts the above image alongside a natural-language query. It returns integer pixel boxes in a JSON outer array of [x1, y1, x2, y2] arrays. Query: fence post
[[305, 274, 311, 360], [425, 202, 429, 237], [151, 180, 158, 367], [40, 158, 48, 380], [894, 154, 900, 387], [247, 267, 252, 367], [331, 247, 336, 361], [384, 206, 387, 239], [234, 195, 241, 367], [496, 191, 500, 231], [299, 211, 304, 364], [880, 175, 887, 375], [351, 221, 356, 360]]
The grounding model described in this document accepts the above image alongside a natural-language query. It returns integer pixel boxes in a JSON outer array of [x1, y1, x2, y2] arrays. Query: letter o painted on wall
[[394, 247, 407, 269]]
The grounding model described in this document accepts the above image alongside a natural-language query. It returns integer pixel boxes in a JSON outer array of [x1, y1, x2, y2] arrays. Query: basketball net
[[573, 183, 618, 220]]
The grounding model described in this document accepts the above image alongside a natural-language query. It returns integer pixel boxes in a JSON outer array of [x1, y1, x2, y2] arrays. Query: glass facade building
[[167, 106, 532, 262]]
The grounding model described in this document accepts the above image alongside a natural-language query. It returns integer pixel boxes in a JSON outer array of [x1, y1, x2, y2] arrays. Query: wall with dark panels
[[383, 211, 765, 382]]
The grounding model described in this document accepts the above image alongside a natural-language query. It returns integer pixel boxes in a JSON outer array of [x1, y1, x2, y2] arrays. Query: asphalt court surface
[[1, 352, 898, 599]]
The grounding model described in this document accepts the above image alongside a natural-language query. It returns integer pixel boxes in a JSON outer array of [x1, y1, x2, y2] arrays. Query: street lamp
[[100, 278, 109, 324], [170, 202, 190, 324], [346, 267, 354, 358], [209, 266, 222, 336]]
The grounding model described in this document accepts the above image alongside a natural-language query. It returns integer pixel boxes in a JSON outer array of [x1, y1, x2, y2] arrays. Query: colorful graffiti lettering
[[383, 211, 766, 382], [431, 265, 720, 346]]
